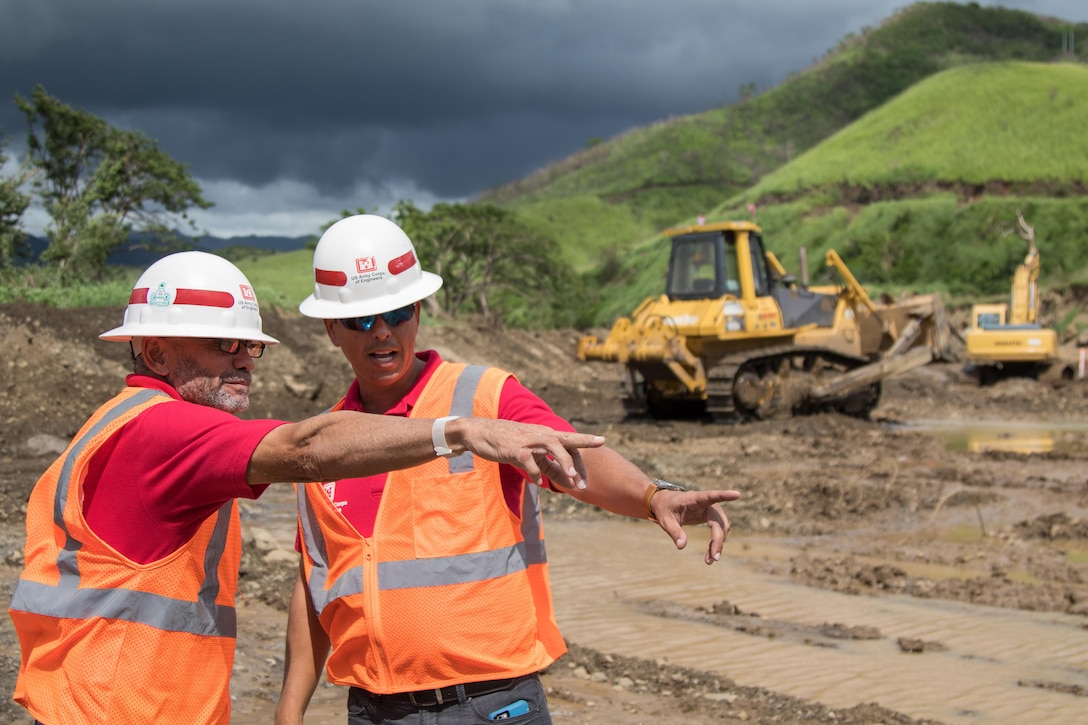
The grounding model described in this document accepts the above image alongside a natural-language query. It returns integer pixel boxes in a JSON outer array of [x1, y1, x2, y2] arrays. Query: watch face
[[654, 479, 686, 491]]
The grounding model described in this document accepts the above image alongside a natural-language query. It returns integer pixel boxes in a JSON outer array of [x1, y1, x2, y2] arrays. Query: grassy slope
[[717, 61, 1088, 292], [751, 62, 1088, 192], [589, 60, 1088, 325]]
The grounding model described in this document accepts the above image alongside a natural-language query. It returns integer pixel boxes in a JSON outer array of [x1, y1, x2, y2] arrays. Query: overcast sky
[[1, 0, 1084, 238]]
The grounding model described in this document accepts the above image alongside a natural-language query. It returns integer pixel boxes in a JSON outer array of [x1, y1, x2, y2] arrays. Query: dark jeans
[[347, 674, 551, 724]]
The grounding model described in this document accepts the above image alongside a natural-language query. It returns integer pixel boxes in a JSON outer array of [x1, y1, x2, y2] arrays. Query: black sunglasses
[[339, 303, 417, 332], [214, 339, 267, 358]]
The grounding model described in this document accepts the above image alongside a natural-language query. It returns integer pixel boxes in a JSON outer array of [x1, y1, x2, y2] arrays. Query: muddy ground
[[1, 301, 1087, 724]]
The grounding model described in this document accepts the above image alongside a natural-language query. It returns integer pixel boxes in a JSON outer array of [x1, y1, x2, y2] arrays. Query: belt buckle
[[408, 688, 443, 707]]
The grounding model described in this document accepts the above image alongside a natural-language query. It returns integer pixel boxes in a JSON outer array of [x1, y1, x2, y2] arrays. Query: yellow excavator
[[577, 220, 953, 421], [963, 212, 1064, 385]]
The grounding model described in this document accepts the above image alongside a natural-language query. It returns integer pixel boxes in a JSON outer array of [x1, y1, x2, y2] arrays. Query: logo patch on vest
[[322, 482, 348, 513]]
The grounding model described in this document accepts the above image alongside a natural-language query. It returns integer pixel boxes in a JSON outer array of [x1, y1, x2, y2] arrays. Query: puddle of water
[[891, 419, 1088, 454]]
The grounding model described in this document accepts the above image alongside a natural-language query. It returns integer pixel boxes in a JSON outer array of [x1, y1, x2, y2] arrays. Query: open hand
[[650, 489, 741, 565]]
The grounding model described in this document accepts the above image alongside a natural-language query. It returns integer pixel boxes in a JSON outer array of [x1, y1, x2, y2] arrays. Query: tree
[[0, 126, 34, 269], [15, 85, 212, 279], [390, 201, 588, 328]]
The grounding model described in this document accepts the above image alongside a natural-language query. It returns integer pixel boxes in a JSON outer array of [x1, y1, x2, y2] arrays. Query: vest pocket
[[409, 475, 492, 558]]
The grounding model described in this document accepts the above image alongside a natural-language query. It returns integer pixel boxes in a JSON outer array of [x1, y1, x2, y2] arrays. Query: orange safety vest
[[297, 362, 565, 693], [9, 387, 242, 725]]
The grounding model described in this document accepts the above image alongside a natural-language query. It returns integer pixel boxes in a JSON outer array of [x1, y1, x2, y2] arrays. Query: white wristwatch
[[431, 416, 460, 458]]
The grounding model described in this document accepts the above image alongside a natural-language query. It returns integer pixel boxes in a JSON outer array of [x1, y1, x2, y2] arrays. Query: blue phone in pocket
[[488, 698, 531, 720]]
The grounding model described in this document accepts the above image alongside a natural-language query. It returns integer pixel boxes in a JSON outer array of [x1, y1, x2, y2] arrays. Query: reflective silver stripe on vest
[[521, 484, 546, 565], [447, 364, 485, 474], [9, 389, 238, 638], [297, 481, 364, 613], [301, 364, 548, 614]]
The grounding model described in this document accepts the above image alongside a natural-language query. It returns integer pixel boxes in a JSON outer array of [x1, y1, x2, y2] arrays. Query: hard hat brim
[[297, 271, 443, 319], [99, 324, 280, 344]]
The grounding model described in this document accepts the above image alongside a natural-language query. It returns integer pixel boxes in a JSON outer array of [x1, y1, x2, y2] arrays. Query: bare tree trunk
[[478, 290, 490, 320]]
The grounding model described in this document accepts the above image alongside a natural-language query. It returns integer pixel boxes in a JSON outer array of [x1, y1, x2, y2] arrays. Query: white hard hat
[[100, 251, 279, 344], [298, 214, 443, 319]]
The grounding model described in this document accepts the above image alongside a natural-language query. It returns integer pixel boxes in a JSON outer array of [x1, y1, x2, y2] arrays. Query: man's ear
[[142, 337, 172, 375]]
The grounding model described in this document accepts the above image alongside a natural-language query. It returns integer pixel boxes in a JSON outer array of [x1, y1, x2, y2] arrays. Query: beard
[[170, 350, 251, 414]]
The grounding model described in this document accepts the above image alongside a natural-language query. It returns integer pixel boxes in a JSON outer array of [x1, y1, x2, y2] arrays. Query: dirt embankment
[[2, 302, 1088, 724]]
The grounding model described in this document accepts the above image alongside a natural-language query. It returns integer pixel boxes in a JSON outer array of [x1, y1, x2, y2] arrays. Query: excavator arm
[[1010, 210, 1041, 326]]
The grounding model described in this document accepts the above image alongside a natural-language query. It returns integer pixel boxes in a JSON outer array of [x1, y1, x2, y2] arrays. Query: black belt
[[355, 676, 519, 708]]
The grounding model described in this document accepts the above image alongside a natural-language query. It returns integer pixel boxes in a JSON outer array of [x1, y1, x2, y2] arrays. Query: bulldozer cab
[[665, 222, 838, 330], [666, 230, 744, 299], [665, 224, 775, 300]]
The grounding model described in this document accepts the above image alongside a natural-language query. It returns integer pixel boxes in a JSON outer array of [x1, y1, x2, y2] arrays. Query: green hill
[[474, 2, 1088, 327], [751, 61, 1088, 192], [586, 59, 1088, 326]]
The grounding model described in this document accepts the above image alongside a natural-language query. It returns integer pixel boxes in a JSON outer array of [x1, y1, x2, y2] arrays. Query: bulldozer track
[[705, 345, 872, 422]]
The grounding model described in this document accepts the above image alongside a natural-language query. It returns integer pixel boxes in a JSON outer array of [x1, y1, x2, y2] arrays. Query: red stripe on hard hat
[[129, 288, 236, 308], [315, 268, 348, 286], [388, 250, 416, 275]]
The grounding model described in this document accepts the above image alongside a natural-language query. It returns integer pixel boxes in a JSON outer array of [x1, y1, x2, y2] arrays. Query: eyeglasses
[[339, 304, 417, 332], [214, 339, 267, 358]]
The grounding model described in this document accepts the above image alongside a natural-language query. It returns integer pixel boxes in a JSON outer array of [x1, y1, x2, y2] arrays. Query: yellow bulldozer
[[576, 220, 953, 421], [963, 212, 1068, 385]]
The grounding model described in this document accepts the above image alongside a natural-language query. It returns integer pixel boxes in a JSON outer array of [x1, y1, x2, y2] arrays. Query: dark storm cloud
[[1, 0, 1085, 235], [0, 1, 846, 193]]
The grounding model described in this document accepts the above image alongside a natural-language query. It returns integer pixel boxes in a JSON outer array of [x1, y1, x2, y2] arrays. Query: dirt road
[[1, 302, 1086, 724]]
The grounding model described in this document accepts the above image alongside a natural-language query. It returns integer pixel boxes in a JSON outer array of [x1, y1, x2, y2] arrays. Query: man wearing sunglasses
[[277, 214, 742, 725], [9, 250, 605, 725]]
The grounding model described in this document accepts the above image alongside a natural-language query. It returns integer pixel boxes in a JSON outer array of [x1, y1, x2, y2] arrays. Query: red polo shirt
[[316, 350, 573, 538], [81, 375, 284, 564]]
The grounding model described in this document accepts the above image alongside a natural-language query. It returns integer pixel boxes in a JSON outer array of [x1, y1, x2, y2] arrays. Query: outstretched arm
[[249, 413, 602, 488], [563, 447, 740, 565], [275, 563, 331, 725]]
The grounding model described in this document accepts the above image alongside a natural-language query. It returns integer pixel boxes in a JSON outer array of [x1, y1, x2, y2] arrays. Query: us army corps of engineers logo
[[351, 255, 386, 285]]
